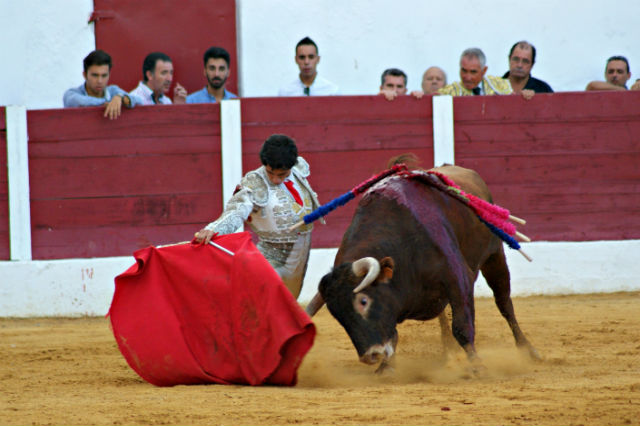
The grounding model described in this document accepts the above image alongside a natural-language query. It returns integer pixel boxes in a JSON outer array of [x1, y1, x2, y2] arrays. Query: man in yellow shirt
[[439, 48, 533, 100]]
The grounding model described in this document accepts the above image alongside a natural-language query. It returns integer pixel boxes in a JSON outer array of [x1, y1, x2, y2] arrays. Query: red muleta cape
[[108, 232, 315, 386]]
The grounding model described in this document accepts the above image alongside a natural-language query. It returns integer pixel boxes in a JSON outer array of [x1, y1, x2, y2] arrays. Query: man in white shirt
[[129, 52, 187, 105], [278, 37, 339, 96]]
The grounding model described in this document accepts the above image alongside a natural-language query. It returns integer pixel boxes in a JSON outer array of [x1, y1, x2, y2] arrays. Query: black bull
[[306, 164, 540, 371]]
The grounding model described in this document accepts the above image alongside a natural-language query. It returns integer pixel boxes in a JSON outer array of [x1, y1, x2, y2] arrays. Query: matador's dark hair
[[260, 134, 298, 170]]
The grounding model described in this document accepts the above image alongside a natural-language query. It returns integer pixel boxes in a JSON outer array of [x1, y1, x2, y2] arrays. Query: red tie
[[284, 180, 303, 205]]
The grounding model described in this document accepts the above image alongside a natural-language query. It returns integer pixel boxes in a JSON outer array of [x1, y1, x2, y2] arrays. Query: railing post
[[432, 95, 455, 167], [5, 105, 32, 261], [220, 98, 243, 208]]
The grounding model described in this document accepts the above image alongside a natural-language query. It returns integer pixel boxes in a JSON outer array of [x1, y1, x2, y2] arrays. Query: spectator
[[193, 134, 322, 299], [503, 41, 553, 93], [63, 49, 139, 119], [586, 56, 634, 91], [421, 66, 447, 94], [379, 68, 408, 100], [439, 48, 534, 100], [186, 47, 237, 103], [408, 66, 447, 98], [278, 37, 339, 96], [130, 52, 187, 105]]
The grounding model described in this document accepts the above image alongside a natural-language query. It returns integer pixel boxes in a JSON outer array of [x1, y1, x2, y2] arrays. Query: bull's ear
[[379, 257, 394, 283]]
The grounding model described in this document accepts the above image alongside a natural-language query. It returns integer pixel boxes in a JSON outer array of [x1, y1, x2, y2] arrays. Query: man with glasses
[[278, 37, 339, 96], [503, 41, 553, 93]]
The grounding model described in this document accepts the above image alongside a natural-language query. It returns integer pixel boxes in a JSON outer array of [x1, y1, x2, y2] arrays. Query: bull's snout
[[359, 341, 395, 365]]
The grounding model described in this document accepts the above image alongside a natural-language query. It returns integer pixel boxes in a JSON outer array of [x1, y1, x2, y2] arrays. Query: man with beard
[[130, 52, 187, 105], [186, 47, 237, 103]]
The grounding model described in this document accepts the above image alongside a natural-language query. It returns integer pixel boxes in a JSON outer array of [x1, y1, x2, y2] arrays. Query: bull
[[306, 161, 540, 372]]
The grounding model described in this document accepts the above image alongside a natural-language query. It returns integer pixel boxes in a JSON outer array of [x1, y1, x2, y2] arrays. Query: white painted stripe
[[432, 95, 455, 167], [5, 105, 32, 261], [220, 99, 243, 205], [1, 240, 639, 317]]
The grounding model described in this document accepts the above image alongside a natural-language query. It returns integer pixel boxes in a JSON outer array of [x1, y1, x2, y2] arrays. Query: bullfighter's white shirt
[[278, 75, 339, 96]]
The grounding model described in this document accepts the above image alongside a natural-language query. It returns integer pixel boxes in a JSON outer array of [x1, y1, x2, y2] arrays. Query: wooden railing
[[1, 91, 639, 260]]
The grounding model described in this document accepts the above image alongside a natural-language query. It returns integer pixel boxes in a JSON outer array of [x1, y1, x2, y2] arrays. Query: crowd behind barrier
[[61, 38, 639, 122]]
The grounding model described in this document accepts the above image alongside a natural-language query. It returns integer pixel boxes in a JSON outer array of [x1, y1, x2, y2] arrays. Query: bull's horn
[[352, 257, 381, 293], [305, 292, 325, 317]]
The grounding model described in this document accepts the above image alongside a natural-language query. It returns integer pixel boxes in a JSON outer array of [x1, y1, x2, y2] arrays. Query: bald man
[[421, 66, 447, 94]]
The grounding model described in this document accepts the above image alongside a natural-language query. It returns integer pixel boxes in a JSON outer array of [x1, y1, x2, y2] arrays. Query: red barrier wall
[[26, 104, 223, 259], [1, 92, 638, 260], [0, 107, 9, 259], [92, 0, 238, 96], [240, 96, 434, 247], [453, 91, 640, 241]]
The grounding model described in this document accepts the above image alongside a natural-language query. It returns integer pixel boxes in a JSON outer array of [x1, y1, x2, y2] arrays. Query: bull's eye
[[354, 293, 371, 316]]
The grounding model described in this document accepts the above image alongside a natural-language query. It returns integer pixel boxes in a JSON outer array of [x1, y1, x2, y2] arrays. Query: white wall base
[[1, 240, 638, 317], [300, 240, 640, 300]]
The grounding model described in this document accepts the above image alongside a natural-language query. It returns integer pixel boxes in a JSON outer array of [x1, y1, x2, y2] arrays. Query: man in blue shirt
[[186, 47, 238, 103], [63, 50, 139, 120]]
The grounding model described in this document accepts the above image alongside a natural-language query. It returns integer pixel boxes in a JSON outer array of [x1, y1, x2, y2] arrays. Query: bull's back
[[336, 174, 487, 261], [430, 164, 493, 202], [336, 170, 502, 283]]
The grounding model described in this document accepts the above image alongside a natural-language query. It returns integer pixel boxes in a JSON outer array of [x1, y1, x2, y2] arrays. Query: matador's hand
[[193, 228, 217, 245]]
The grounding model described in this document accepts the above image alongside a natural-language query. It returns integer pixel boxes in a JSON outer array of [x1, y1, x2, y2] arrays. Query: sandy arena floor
[[1, 291, 639, 425]]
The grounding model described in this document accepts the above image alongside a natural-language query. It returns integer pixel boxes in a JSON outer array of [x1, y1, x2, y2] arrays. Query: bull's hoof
[[465, 358, 488, 378], [526, 345, 543, 362], [374, 359, 394, 375], [517, 343, 543, 362], [471, 362, 488, 378]]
